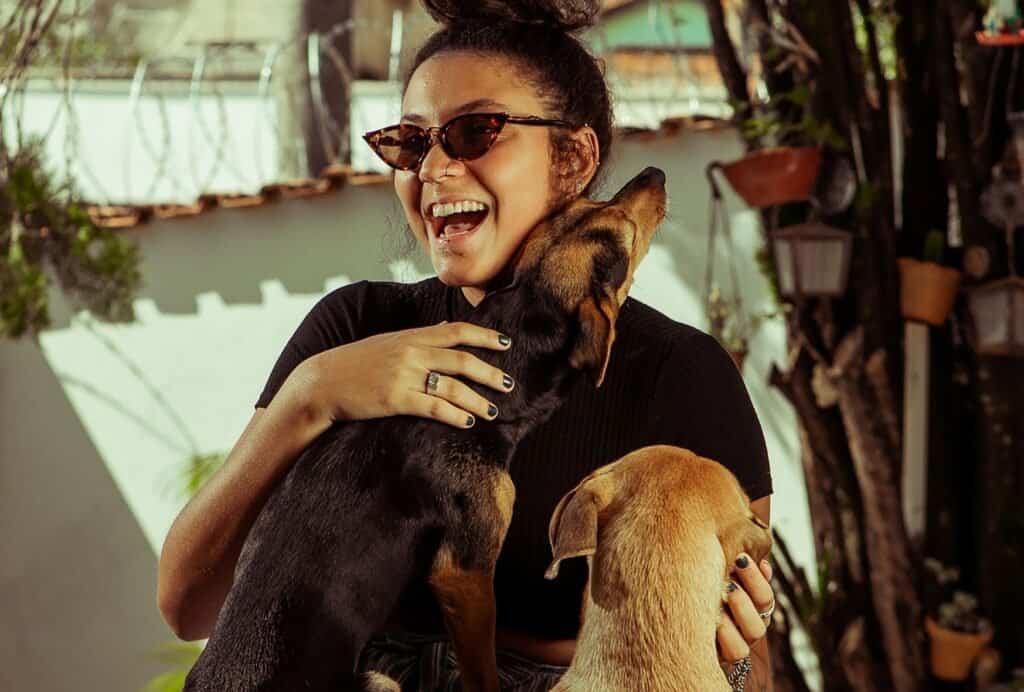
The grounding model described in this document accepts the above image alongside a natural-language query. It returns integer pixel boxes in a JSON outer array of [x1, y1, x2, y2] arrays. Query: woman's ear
[[557, 126, 600, 192], [572, 125, 600, 188]]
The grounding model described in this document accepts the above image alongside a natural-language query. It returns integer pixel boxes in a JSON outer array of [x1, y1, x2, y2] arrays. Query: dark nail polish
[[727, 581, 738, 593], [498, 333, 511, 346], [466, 415, 475, 427], [487, 404, 499, 418], [735, 555, 750, 569], [502, 374, 514, 390]]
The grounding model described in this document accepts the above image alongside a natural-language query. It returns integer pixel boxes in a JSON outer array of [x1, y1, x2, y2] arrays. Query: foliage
[[0, 139, 141, 339], [705, 283, 778, 352], [735, 86, 847, 150], [142, 642, 203, 692], [923, 558, 992, 635]]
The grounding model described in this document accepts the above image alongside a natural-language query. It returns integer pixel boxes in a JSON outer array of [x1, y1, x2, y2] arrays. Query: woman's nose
[[418, 136, 459, 183]]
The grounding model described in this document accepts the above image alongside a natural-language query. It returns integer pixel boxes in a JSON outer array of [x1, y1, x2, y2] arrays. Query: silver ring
[[425, 371, 440, 394], [758, 597, 776, 626]]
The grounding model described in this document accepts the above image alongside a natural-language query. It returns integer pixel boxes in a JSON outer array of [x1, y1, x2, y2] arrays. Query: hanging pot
[[925, 617, 994, 682], [714, 147, 822, 208], [898, 258, 962, 326]]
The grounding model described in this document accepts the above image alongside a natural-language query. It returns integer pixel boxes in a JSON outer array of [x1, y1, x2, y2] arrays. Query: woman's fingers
[[717, 612, 750, 663], [425, 346, 515, 395], [417, 371, 500, 424], [732, 553, 774, 615], [406, 392, 479, 429], [723, 578, 768, 644], [420, 321, 513, 351]]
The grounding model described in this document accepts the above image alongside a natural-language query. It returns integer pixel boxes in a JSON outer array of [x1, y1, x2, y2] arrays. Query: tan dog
[[545, 445, 772, 692]]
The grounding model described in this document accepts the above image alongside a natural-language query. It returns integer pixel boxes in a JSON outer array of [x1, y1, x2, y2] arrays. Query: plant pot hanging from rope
[[710, 147, 822, 208]]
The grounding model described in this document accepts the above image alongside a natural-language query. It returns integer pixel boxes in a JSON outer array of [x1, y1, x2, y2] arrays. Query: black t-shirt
[[255, 277, 773, 640]]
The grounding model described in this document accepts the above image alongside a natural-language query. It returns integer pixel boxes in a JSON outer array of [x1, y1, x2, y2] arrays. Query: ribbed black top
[[255, 278, 772, 640]]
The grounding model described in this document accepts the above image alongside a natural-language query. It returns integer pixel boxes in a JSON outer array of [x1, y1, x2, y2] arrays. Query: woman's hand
[[718, 553, 774, 664], [305, 321, 515, 428]]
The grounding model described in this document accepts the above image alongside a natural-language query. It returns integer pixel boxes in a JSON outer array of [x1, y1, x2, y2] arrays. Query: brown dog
[[545, 445, 772, 692]]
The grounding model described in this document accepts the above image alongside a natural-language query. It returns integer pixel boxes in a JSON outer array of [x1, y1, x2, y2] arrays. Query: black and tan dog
[[183, 167, 667, 692]]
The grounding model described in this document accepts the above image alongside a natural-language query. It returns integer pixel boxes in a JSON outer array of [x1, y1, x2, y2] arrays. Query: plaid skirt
[[358, 633, 568, 692]]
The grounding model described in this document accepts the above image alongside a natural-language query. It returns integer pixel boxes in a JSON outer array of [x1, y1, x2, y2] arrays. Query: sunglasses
[[363, 112, 579, 172]]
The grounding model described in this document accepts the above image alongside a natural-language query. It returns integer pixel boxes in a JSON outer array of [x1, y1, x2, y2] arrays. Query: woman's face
[[397, 52, 560, 302]]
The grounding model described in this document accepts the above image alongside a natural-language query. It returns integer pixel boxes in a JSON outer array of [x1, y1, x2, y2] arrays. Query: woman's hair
[[406, 0, 613, 198]]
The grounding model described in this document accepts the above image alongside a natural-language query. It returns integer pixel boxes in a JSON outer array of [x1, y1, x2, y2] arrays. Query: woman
[[157, 1, 776, 690]]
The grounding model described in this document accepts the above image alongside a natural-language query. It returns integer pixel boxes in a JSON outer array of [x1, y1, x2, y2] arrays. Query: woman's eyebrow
[[402, 98, 513, 124]]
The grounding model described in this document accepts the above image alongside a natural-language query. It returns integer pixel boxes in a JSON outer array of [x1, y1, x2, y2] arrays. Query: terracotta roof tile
[[86, 118, 727, 230]]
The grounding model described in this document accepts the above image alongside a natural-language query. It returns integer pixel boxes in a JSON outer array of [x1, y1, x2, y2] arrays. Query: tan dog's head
[[504, 167, 667, 386], [545, 446, 771, 605]]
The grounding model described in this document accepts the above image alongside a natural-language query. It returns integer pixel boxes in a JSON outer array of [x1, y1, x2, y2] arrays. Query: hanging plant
[[0, 139, 141, 339]]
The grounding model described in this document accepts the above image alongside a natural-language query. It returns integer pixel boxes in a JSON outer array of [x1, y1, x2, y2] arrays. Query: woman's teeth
[[429, 201, 490, 239], [431, 200, 488, 218]]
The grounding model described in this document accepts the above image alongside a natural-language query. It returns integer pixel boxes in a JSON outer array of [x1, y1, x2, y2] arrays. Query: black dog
[[184, 167, 667, 692]]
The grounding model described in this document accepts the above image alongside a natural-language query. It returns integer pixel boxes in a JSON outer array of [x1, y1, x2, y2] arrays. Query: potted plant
[[923, 558, 995, 682], [710, 87, 845, 209], [706, 285, 776, 370], [898, 229, 962, 325]]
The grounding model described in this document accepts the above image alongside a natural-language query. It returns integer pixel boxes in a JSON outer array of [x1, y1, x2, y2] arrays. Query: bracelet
[[726, 655, 752, 692]]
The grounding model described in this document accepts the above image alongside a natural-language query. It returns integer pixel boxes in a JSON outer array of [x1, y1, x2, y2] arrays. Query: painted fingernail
[[466, 415, 476, 427], [487, 404, 499, 418], [502, 374, 515, 390], [726, 581, 738, 593], [498, 333, 511, 346], [735, 555, 750, 569]]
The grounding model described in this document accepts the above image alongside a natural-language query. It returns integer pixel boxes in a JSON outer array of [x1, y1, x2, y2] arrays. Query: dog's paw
[[359, 671, 401, 692]]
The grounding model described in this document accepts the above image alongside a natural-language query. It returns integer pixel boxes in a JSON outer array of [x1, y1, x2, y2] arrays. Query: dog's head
[[545, 446, 771, 605], [506, 167, 667, 386]]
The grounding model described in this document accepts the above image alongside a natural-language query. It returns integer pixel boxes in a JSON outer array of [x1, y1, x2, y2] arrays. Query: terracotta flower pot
[[717, 147, 822, 208], [898, 258, 962, 325], [925, 617, 994, 682]]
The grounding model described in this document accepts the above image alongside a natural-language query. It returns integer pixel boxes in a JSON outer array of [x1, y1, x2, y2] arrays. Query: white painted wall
[[0, 127, 814, 691]]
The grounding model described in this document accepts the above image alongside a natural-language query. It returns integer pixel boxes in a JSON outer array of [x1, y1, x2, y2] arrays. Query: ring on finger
[[758, 597, 776, 626], [425, 371, 441, 394]]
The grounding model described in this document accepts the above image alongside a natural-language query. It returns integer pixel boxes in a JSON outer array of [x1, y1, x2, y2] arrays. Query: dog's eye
[[750, 514, 769, 530]]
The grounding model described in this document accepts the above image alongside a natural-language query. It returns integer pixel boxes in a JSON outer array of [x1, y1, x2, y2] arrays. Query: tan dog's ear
[[569, 289, 618, 387], [718, 515, 773, 571], [545, 475, 613, 579]]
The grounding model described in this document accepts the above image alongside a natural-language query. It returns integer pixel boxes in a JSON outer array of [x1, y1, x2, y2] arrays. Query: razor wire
[[5, 1, 729, 206]]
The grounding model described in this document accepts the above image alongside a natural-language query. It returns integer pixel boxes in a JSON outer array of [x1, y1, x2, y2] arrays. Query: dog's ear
[[569, 288, 618, 387], [718, 514, 773, 573], [545, 475, 613, 580]]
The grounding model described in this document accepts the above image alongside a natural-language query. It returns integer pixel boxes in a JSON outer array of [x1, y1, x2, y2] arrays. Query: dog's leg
[[429, 470, 515, 692]]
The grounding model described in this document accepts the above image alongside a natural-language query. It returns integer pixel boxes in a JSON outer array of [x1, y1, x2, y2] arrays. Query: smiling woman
[[156, 1, 776, 691]]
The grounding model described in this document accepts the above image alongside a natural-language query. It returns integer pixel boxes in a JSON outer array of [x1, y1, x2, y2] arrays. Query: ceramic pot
[[898, 258, 962, 325], [925, 617, 994, 682], [717, 147, 821, 208]]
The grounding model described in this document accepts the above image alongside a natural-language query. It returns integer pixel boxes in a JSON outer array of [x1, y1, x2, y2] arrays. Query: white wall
[[0, 126, 813, 691]]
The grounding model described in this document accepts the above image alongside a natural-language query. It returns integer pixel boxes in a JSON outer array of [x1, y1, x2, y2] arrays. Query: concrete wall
[[0, 126, 812, 691]]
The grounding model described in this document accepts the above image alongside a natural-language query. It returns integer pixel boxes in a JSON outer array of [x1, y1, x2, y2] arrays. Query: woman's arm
[[157, 321, 515, 640], [157, 360, 330, 640]]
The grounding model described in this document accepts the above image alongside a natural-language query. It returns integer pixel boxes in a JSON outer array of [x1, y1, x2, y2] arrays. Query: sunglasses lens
[[373, 125, 427, 170], [447, 114, 504, 160]]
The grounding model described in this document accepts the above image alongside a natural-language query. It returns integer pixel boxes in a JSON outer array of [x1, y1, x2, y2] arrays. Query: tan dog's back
[[546, 446, 772, 692]]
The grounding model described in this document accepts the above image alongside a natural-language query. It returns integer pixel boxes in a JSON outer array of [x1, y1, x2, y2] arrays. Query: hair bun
[[421, 0, 601, 32]]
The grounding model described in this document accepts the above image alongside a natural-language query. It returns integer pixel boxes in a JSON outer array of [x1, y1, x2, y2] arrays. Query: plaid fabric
[[359, 633, 568, 692]]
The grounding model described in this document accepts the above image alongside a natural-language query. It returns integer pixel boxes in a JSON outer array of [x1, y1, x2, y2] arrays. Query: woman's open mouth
[[428, 201, 490, 245]]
